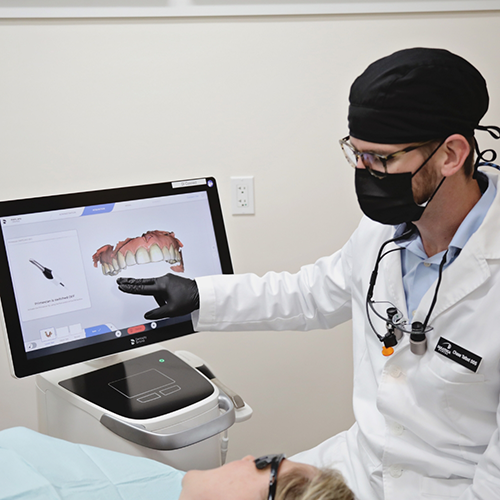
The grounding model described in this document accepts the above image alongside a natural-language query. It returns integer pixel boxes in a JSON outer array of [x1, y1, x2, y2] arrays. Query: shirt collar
[[394, 171, 496, 255], [449, 172, 495, 251]]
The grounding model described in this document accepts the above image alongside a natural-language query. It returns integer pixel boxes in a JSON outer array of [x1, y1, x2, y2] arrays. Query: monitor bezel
[[0, 177, 232, 378]]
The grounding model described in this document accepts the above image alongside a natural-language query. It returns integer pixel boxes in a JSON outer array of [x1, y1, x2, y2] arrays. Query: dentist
[[118, 48, 500, 500]]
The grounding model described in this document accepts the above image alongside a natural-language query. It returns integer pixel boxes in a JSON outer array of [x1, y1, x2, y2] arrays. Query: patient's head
[[179, 455, 354, 500]]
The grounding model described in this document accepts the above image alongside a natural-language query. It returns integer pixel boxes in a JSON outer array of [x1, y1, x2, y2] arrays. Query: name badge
[[435, 337, 482, 373]]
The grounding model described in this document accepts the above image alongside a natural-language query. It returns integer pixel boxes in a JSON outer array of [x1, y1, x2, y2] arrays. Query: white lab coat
[[193, 168, 500, 500]]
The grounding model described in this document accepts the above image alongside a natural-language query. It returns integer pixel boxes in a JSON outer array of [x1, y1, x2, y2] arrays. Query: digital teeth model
[[92, 230, 184, 276]]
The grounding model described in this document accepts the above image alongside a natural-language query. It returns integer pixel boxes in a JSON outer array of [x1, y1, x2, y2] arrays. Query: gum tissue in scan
[[92, 230, 184, 276]]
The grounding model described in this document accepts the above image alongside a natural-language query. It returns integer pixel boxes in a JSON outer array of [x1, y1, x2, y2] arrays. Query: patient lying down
[[0, 427, 353, 500], [180, 453, 354, 500]]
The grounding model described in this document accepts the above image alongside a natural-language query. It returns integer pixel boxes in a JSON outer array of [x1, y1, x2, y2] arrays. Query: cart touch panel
[[0, 177, 232, 378]]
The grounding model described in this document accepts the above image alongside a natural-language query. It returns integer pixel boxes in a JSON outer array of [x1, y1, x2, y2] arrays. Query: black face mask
[[354, 141, 445, 225]]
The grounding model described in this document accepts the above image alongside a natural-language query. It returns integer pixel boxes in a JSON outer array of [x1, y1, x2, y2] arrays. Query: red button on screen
[[128, 325, 146, 334]]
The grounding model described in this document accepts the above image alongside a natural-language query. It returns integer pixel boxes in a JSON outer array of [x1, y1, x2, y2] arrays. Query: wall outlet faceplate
[[231, 176, 254, 215]]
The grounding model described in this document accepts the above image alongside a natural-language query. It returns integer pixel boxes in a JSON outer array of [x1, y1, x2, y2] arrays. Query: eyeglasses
[[339, 136, 433, 179], [255, 454, 286, 500]]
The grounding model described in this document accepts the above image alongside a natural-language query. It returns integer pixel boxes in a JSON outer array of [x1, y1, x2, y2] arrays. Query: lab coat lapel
[[415, 248, 490, 323]]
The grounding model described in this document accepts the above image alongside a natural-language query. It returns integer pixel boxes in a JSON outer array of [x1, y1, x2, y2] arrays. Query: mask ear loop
[[411, 138, 447, 208], [411, 138, 446, 179]]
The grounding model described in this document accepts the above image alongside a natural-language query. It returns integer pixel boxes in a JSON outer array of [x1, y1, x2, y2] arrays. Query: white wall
[[0, 10, 500, 462]]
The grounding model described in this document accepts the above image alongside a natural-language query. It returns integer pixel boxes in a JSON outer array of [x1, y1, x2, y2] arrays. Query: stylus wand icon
[[29, 259, 66, 288]]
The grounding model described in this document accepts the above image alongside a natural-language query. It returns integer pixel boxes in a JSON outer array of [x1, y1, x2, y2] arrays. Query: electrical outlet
[[231, 176, 254, 215]]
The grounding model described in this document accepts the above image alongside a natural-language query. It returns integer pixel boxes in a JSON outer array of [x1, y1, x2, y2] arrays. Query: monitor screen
[[0, 177, 232, 378]]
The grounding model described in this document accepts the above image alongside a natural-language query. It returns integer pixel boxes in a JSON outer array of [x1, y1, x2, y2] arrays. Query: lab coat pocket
[[428, 353, 492, 450], [428, 353, 485, 384], [420, 477, 470, 498]]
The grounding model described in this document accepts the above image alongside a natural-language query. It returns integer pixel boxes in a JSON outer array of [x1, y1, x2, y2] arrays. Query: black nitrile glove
[[117, 273, 200, 320]]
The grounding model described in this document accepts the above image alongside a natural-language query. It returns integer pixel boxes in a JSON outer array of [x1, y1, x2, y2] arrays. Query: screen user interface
[[0, 179, 227, 370]]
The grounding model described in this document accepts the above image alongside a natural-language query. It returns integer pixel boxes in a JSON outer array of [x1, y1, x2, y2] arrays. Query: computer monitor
[[0, 177, 232, 378]]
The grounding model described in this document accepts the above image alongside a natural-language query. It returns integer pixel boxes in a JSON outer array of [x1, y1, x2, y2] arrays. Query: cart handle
[[100, 392, 235, 450]]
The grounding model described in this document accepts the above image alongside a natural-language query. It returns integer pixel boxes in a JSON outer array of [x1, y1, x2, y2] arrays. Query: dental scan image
[[92, 230, 185, 276], [0, 178, 232, 377]]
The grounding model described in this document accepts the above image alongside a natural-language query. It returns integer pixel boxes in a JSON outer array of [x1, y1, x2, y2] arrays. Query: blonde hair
[[275, 468, 354, 500]]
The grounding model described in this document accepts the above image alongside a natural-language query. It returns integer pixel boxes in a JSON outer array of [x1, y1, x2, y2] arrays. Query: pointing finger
[[118, 280, 159, 296]]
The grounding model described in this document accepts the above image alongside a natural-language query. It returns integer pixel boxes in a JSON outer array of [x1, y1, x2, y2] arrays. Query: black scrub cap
[[348, 47, 500, 145]]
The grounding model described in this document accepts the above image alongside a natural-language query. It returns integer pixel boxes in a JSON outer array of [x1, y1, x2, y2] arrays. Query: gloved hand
[[116, 273, 200, 320]]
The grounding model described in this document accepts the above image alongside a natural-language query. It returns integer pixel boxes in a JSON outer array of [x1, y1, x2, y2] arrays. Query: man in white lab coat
[[118, 48, 500, 499]]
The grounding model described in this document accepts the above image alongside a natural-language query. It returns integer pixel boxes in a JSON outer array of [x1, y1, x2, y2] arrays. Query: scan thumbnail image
[[92, 230, 184, 276]]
